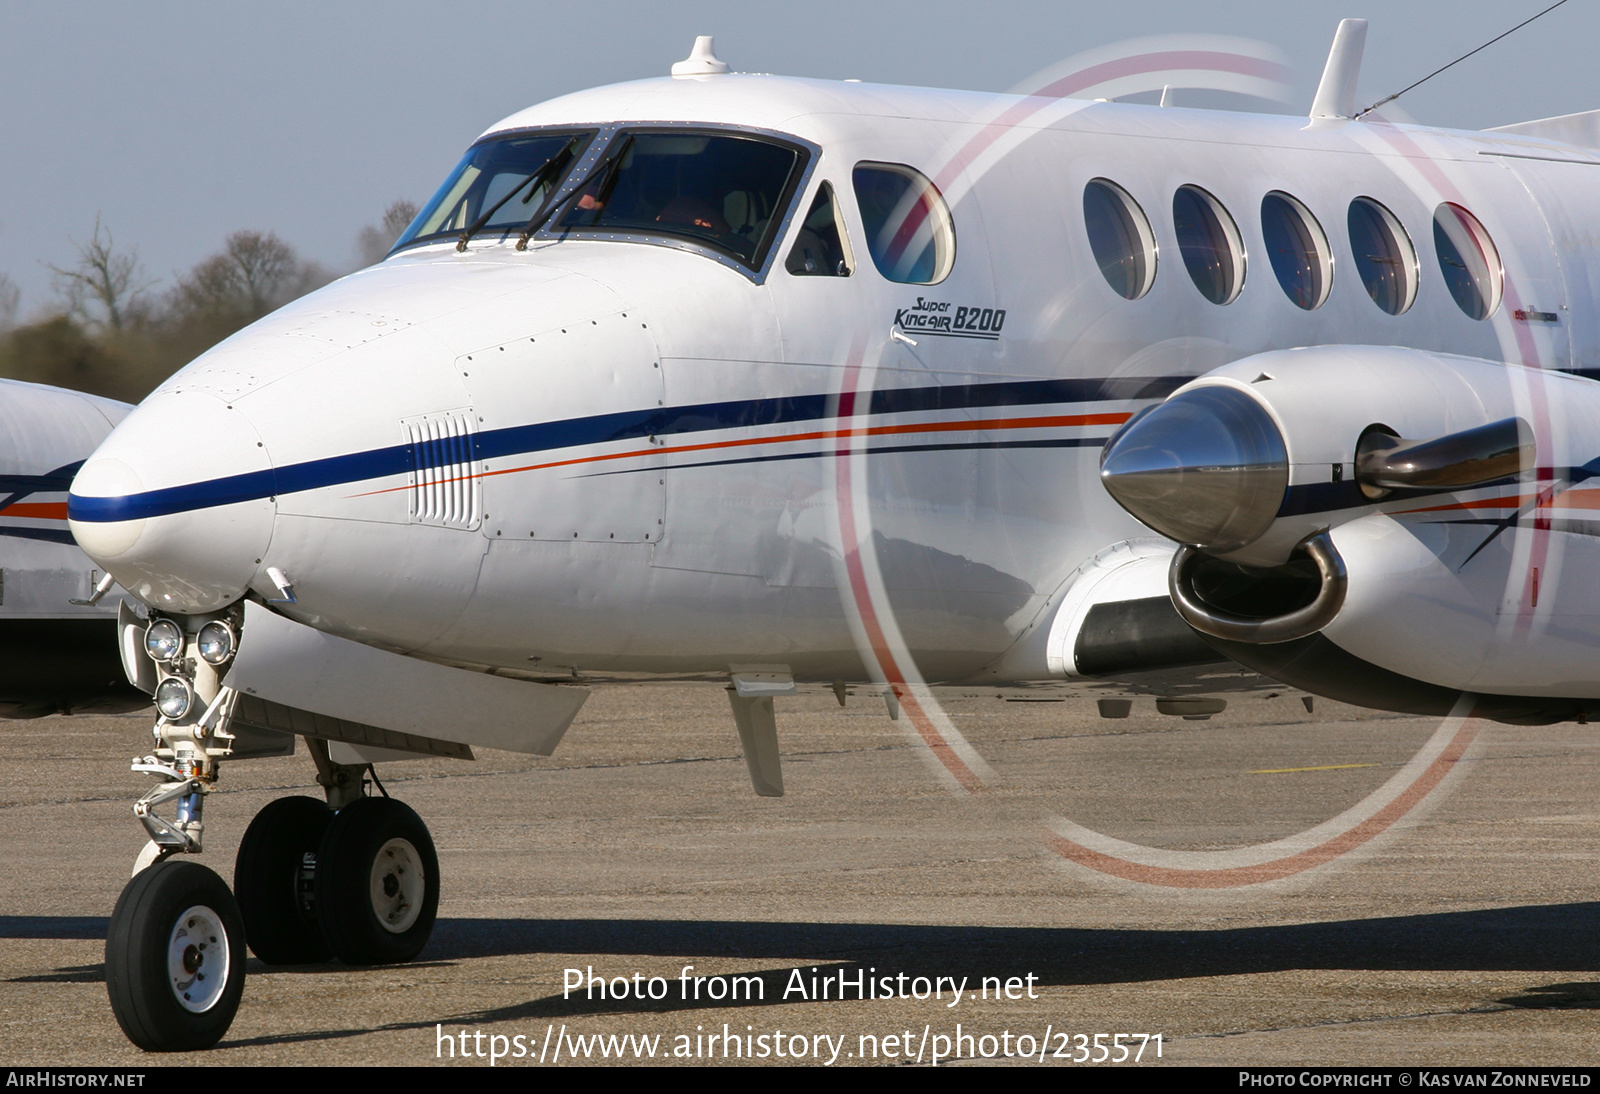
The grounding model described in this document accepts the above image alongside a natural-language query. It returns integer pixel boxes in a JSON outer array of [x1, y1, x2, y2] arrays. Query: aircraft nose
[[69, 391, 274, 613], [1099, 384, 1288, 551]]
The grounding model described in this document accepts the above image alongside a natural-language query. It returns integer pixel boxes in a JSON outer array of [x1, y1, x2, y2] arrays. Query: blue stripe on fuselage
[[68, 375, 1186, 523], [0, 526, 76, 545]]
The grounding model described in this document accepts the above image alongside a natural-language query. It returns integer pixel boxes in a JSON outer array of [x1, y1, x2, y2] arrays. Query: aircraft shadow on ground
[[7, 906, 1599, 1045], [428, 903, 1600, 982]]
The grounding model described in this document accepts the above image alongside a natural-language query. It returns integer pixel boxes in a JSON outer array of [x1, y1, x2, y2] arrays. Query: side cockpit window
[[785, 182, 853, 276], [852, 163, 955, 284], [558, 131, 806, 270]]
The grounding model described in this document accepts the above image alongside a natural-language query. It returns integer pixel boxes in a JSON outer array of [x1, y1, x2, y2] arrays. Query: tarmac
[[3, 685, 1598, 1067]]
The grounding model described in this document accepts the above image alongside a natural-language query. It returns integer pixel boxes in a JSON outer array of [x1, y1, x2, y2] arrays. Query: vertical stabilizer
[[1310, 18, 1368, 119], [1488, 109, 1600, 150]]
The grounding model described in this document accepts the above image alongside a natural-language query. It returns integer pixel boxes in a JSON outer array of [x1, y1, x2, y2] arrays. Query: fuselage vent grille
[[403, 410, 481, 530]]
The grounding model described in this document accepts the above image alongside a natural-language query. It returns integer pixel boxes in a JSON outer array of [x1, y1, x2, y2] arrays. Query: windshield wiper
[[455, 137, 582, 252], [514, 135, 632, 251]]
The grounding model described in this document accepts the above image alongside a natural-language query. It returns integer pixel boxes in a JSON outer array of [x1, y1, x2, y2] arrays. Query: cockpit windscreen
[[557, 131, 805, 269], [394, 130, 595, 250]]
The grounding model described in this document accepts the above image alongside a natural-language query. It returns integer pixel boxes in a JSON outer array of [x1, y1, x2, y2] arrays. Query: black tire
[[233, 796, 333, 964], [315, 797, 439, 966], [105, 859, 246, 1052]]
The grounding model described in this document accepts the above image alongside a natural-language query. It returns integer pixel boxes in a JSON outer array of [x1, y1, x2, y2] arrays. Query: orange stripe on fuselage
[[1550, 487, 1600, 511], [1396, 485, 1600, 517], [1394, 495, 1528, 515], [347, 411, 1130, 500], [0, 501, 68, 520]]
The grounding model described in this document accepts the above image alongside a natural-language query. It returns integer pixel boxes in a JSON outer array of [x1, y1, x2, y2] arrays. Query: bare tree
[[171, 230, 299, 321], [383, 200, 418, 239], [356, 200, 420, 266], [48, 216, 151, 332], [226, 230, 295, 315], [0, 273, 18, 332]]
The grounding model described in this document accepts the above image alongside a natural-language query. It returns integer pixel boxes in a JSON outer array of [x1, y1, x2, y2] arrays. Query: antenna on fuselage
[[1351, 0, 1572, 120], [1309, 18, 1367, 119], [671, 36, 730, 76]]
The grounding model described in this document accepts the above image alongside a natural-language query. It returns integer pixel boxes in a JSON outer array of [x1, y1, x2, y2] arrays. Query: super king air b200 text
[[63, 28, 1600, 1049]]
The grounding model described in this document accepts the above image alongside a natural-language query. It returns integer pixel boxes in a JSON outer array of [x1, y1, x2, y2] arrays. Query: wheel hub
[[369, 838, 425, 934], [167, 904, 230, 1013]]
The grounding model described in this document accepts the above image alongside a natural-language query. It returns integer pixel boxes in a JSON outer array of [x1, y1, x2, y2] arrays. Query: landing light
[[196, 621, 236, 665], [145, 620, 184, 663], [155, 678, 194, 721]]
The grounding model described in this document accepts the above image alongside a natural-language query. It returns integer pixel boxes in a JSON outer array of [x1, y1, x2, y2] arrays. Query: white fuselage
[[0, 377, 137, 717], [66, 74, 1600, 691], [0, 377, 128, 617]]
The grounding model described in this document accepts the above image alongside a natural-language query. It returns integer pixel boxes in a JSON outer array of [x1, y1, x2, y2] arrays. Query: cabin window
[[1347, 197, 1417, 315], [1433, 203, 1502, 321], [852, 163, 955, 284], [395, 130, 596, 249], [1083, 179, 1156, 300], [785, 182, 853, 276], [559, 130, 806, 270], [1173, 185, 1245, 305], [1260, 191, 1331, 310]]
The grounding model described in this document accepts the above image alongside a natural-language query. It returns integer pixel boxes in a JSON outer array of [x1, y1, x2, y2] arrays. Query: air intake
[[403, 411, 481, 530]]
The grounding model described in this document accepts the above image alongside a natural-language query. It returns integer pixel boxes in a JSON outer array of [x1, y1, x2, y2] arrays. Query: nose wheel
[[111, 611, 444, 1050], [112, 787, 439, 1050], [105, 859, 246, 1052]]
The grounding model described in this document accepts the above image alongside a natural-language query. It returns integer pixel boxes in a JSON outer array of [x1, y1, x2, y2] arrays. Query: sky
[[1, 0, 1595, 318]]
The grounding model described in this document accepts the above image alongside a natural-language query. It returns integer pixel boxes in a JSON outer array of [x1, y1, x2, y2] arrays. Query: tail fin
[[1488, 108, 1600, 150]]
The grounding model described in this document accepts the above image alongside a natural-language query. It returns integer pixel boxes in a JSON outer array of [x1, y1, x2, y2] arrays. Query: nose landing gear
[[105, 611, 441, 1051], [109, 783, 441, 1052]]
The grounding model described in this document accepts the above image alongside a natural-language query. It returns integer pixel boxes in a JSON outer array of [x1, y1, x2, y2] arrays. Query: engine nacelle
[[1099, 345, 1600, 722], [982, 540, 1226, 683]]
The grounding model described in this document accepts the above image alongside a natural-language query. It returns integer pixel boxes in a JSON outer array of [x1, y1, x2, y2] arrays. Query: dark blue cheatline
[[581, 436, 1112, 478], [0, 527, 76, 545], [0, 461, 83, 511], [68, 375, 1190, 525]]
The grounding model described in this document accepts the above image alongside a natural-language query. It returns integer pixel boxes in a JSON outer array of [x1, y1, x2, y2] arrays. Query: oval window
[[1083, 179, 1157, 300], [852, 163, 955, 284], [1260, 191, 1332, 310], [1348, 197, 1417, 315], [1172, 185, 1245, 305], [1433, 203, 1502, 320]]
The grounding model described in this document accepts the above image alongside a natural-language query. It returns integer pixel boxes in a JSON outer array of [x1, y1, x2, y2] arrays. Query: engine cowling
[[1099, 345, 1600, 723]]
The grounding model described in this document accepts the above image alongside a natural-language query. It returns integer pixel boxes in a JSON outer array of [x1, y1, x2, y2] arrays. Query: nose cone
[[1100, 384, 1288, 550], [69, 391, 274, 613]]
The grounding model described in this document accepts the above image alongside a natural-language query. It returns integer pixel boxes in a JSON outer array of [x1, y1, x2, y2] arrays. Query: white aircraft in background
[[0, 378, 143, 718], [61, 23, 1600, 1049]]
